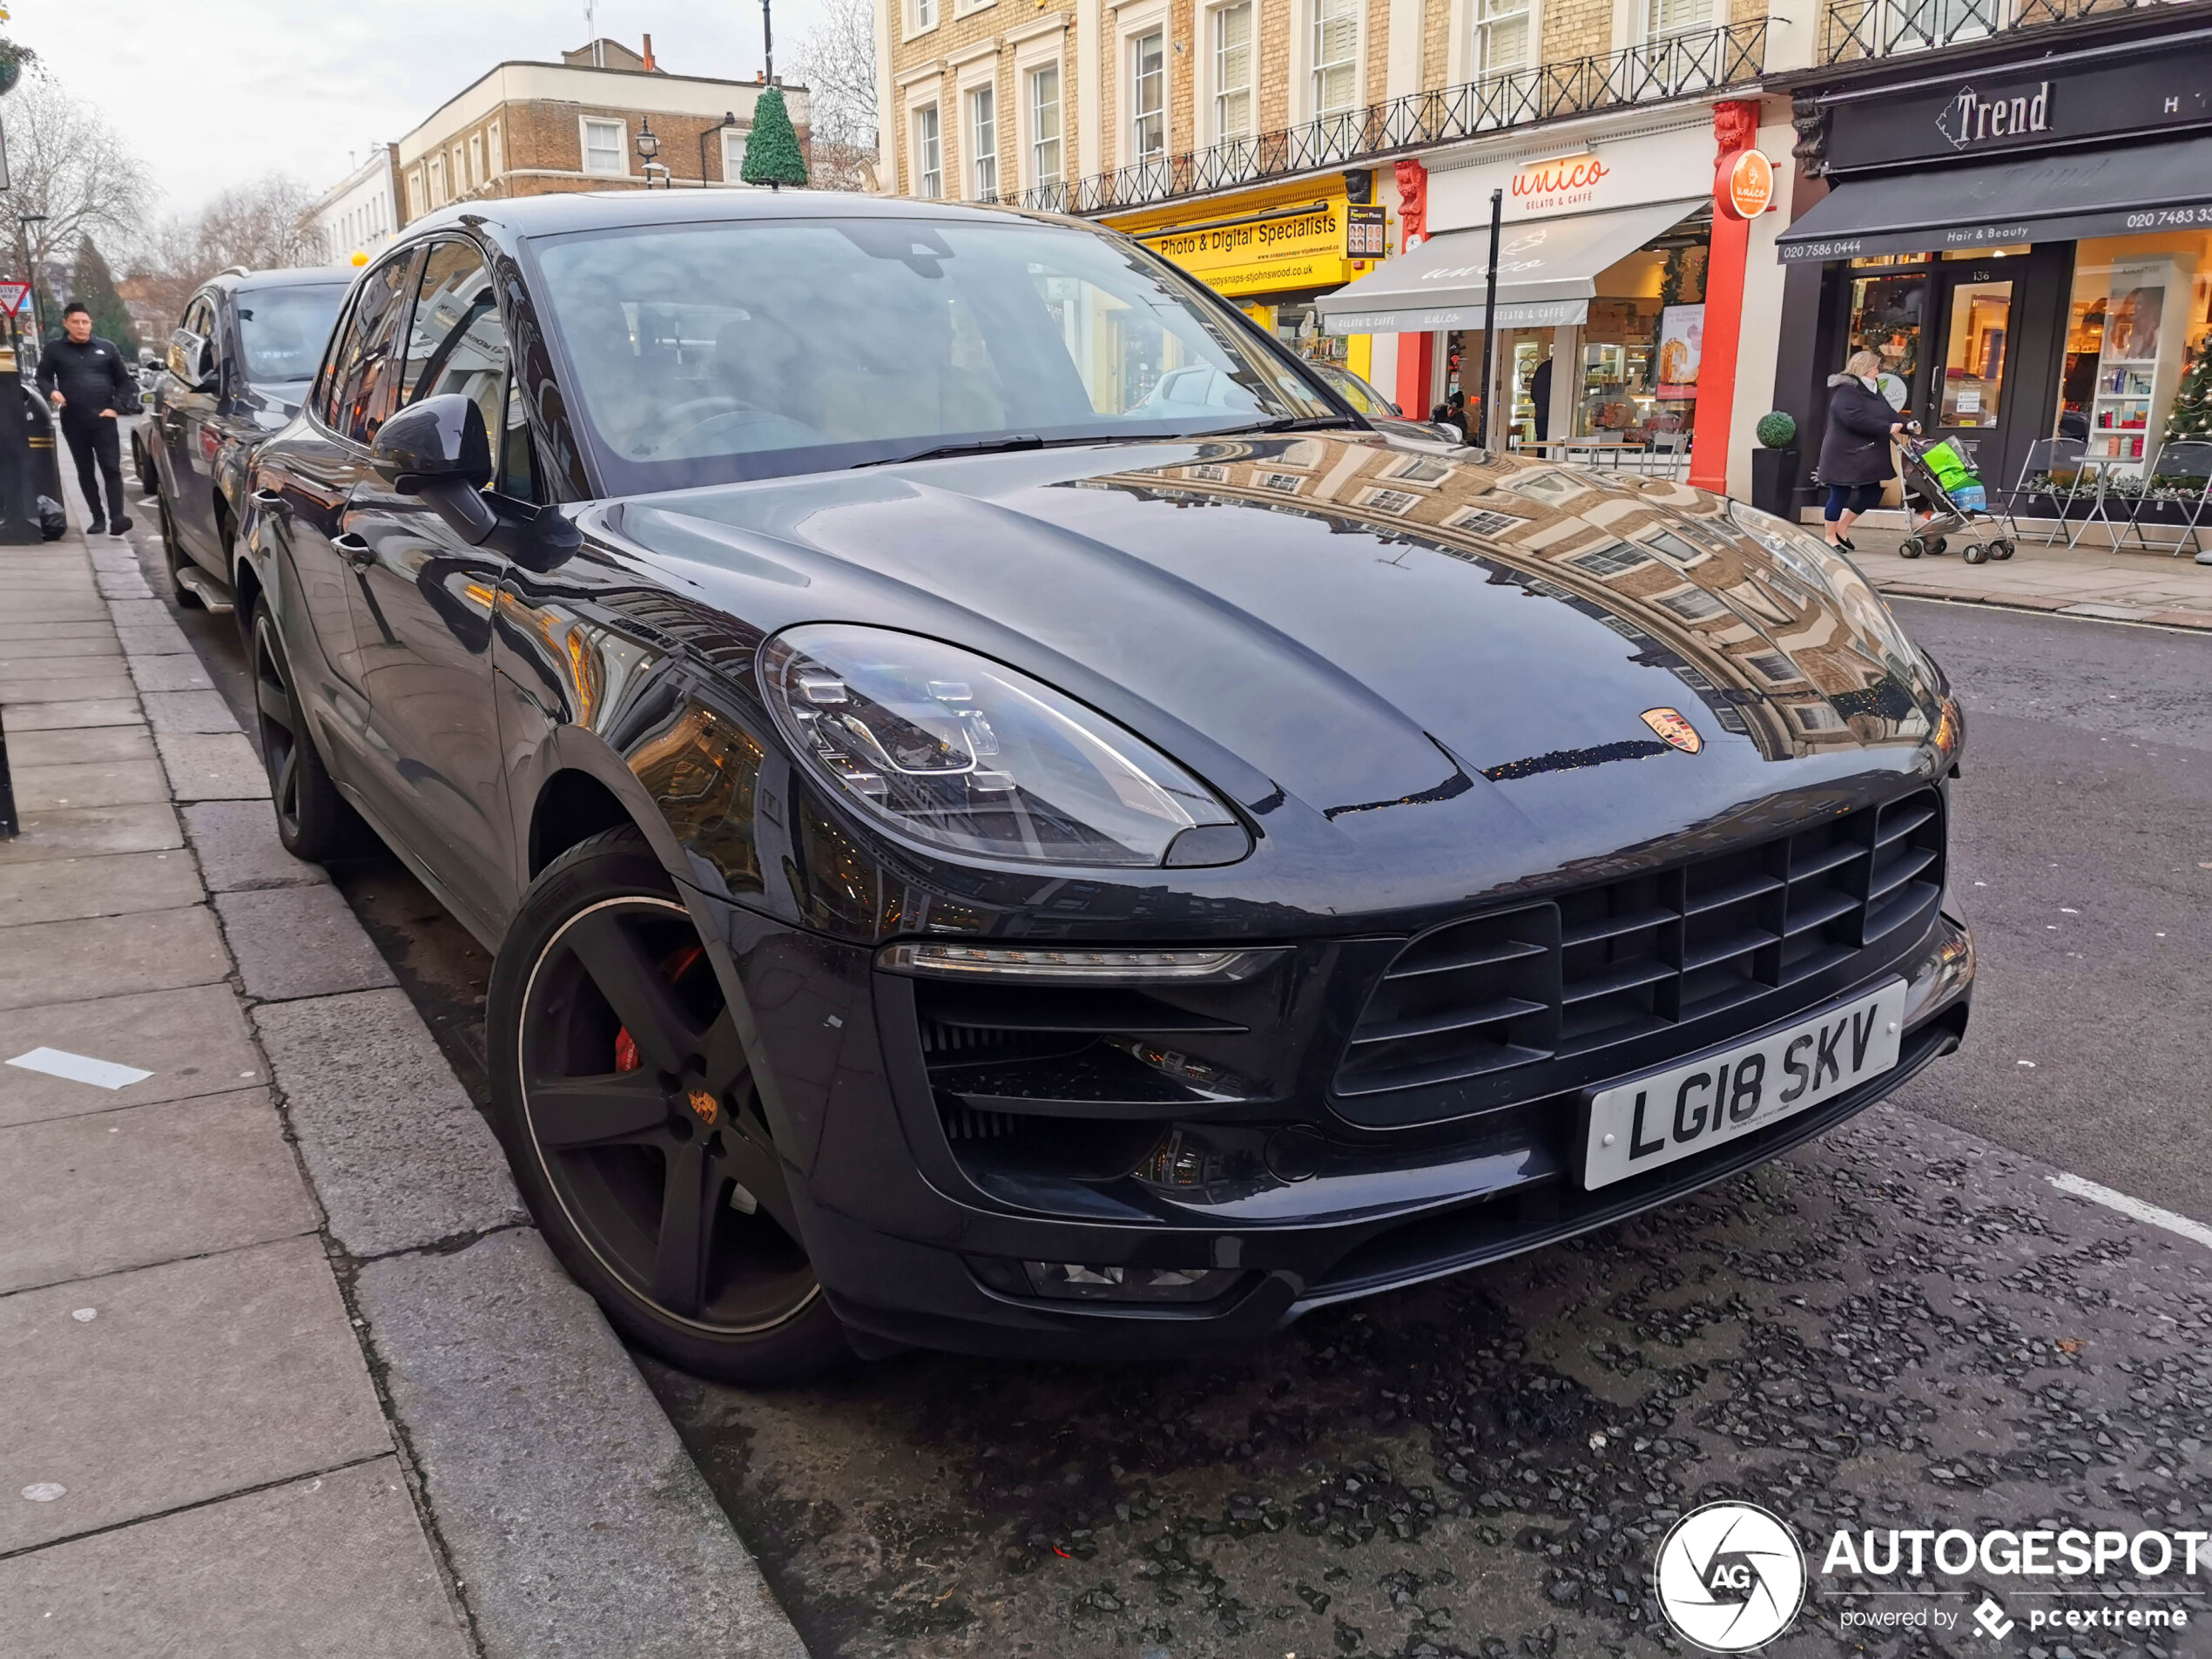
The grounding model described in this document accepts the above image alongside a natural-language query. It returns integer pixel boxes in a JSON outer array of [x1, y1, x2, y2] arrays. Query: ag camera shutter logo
[[1655, 1501, 1807, 1651]]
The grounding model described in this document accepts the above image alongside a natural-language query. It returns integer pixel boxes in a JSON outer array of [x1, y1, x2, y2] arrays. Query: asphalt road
[[129, 483, 2212, 1659]]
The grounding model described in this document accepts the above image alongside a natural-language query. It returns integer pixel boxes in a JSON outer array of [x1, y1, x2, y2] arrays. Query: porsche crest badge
[[1642, 708, 1703, 754], [686, 1089, 719, 1127]]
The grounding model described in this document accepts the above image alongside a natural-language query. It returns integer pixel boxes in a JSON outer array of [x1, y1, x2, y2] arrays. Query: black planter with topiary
[[1750, 410, 1801, 520]]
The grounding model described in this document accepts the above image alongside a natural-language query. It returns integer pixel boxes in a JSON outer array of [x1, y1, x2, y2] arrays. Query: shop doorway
[[1927, 263, 2014, 468]]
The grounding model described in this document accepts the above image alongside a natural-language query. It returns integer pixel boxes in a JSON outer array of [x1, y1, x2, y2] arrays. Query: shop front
[[1316, 119, 1730, 475], [1775, 20, 2212, 522], [1104, 174, 1386, 384]]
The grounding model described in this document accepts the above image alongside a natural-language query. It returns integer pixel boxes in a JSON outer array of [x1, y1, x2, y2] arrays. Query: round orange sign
[[1718, 149, 1774, 220]]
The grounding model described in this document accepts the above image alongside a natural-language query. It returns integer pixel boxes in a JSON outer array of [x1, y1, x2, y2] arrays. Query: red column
[[1396, 332, 1434, 421], [1689, 100, 1761, 496]]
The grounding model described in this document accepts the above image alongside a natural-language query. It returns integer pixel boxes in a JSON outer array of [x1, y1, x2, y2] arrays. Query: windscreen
[[236, 284, 347, 387], [530, 216, 1341, 490]]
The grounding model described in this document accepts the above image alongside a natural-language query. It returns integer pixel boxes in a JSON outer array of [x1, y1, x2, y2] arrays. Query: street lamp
[[698, 110, 742, 187], [633, 119, 669, 188]]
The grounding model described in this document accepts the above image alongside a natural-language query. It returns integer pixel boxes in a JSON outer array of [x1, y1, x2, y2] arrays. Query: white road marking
[[5, 1048, 152, 1090], [2048, 1172, 2212, 1252]]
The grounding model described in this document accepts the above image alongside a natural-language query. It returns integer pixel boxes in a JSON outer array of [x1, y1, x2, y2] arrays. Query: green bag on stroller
[[1921, 438, 1986, 512]]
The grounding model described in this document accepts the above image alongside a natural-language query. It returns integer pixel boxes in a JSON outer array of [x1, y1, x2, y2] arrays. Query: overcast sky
[[16, 0, 826, 220]]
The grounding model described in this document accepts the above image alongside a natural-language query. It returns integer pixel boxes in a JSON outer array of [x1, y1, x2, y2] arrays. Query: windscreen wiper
[[1194, 415, 1366, 437], [856, 435, 1052, 467]]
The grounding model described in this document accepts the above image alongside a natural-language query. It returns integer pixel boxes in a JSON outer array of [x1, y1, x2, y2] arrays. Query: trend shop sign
[[1138, 198, 1359, 297]]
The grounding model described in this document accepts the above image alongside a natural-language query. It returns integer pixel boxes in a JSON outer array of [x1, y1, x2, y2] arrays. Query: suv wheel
[[487, 827, 851, 1384], [250, 599, 357, 859]]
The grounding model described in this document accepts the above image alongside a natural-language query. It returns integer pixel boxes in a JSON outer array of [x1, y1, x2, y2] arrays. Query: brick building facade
[[390, 38, 811, 227]]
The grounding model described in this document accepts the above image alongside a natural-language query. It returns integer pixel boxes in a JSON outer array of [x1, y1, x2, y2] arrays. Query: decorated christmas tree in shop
[[2166, 345, 2212, 443]]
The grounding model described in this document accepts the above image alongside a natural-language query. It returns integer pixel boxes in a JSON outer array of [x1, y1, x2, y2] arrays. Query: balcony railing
[[974, 20, 1766, 217], [1821, 0, 2169, 63]]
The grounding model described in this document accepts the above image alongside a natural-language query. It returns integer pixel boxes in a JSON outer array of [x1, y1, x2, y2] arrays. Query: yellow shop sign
[[1113, 186, 1365, 299]]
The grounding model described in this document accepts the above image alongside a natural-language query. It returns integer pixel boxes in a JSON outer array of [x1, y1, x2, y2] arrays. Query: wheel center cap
[[684, 1086, 720, 1128]]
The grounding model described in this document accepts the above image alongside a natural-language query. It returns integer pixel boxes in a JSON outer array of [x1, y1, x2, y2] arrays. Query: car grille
[[1335, 789, 1944, 1107]]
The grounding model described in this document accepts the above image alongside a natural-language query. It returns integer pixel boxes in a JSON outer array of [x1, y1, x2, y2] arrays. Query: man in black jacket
[[34, 301, 134, 536]]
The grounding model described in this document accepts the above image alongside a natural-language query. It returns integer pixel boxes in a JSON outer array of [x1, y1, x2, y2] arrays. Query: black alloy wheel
[[489, 829, 848, 1383], [250, 600, 354, 860]]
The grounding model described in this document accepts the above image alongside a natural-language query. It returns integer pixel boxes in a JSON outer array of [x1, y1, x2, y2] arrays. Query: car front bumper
[[692, 887, 1973, 1362]]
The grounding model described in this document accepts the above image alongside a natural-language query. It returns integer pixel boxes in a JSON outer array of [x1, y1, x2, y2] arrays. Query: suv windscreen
[[529, 216, 1344, 492], [236, 283, 347, 387]]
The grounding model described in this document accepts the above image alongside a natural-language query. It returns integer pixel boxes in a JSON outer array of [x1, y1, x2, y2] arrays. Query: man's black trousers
[[61, 415, 126, 528]]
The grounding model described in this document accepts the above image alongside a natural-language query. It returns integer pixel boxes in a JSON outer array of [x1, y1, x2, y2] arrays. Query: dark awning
[[1777, 135, 2212, 263], [1318, 200, 1699, 335]]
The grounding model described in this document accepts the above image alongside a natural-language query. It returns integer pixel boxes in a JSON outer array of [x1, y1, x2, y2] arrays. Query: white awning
[[1317, 199, 1702, 336]]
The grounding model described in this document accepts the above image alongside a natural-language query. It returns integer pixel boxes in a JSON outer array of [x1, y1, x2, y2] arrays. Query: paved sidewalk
[[1, 502, 807, 1654], [1838, 523, 2212, 630]]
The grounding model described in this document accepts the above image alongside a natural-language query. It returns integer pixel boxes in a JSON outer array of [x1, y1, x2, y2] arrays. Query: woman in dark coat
[[1817, 348, 1905, 550]]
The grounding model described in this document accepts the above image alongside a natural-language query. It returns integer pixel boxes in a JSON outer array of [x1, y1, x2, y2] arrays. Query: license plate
[[1581, 979, 1908, 1190]]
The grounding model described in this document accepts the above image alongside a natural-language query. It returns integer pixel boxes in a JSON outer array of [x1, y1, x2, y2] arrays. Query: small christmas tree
[[741, 87, 808, 190], [2166, 347, 2212, 443]]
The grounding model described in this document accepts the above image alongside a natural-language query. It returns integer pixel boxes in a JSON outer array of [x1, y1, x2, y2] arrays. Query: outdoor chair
[[2002, 437, 2086, 547], [2124, 439, 2212, 557]]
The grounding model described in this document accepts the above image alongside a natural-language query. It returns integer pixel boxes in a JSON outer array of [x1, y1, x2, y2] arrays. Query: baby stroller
[[1895, 434, 2019, 564]]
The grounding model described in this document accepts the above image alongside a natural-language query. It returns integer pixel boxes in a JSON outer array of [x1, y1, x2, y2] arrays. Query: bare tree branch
[[126, 176, 326, 327], [0, 73, 155, 271], [788, 0, 880, 192]]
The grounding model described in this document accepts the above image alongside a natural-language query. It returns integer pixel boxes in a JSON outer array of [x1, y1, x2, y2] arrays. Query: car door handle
[[250, 487, 284, 506], [333, 531, 374, 567]]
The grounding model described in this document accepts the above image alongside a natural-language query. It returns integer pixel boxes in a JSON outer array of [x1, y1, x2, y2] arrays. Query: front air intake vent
[[1337, 789, 1946, 1116]]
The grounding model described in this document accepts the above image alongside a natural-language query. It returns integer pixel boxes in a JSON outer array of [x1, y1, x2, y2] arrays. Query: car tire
[[250, 599, 358, 860], [132, 429, 157, 496], [160, 500, 204, 608], [486, 826, 852, 1385]]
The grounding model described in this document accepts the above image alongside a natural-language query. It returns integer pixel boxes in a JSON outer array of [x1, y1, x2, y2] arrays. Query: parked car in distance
[[130, 351, 164, 494], [239, 190, 1973, 1385], [150, 266, 350, 610]]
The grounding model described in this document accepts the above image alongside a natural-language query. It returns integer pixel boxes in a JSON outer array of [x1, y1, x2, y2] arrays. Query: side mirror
[[373, 392, 580, 572], [167, 327, 206, 385], [371, 393, 493, 494]]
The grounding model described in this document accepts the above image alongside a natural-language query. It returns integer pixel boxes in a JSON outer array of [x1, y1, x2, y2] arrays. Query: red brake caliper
[[612, 944, 705, 1073]]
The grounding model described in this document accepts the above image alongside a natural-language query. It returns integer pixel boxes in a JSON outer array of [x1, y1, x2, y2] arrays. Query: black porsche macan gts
[[233, 189, 1973, 1381]]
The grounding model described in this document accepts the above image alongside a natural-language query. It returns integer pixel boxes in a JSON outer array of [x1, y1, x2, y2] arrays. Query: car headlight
[[759, 624, 1250, 868], [1724, 500, 1930, 680]]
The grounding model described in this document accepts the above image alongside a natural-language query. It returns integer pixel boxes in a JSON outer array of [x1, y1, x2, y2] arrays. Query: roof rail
[[219, 265, 251, 278]]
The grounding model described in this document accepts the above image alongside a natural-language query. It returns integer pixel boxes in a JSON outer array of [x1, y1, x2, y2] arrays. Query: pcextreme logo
[[1653, 1502, 1808, 1651]]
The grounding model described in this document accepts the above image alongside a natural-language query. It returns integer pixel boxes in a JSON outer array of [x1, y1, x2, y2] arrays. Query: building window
[[428, 153, 447, 206], [1566, 541, 1650, 577], [1130, 30, 1165, 161], [469, 133, 484, 186], [582, 118, 625, 176], [969, 85, 997, 199], [912, 0, 936, 30], [1028, 65, 1061, 184], [1214, 3, 1253, 139], [914, 105, 942, 198], [1312, 0, 1359, 117], [1361, 488, 1422, 516], [487, 123, 502, 179], [1470, 0, 1532, 74], [407, 169, 425, 219], [723, 125, 749, 183], [454, 143, 469, 191], [1444, 505, 1521, 536], [1643, 0, 1714, 37], [1655, 586, 1729, 622]]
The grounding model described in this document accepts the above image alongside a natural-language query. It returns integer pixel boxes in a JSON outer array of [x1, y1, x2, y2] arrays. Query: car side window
[[331, 250, 420, 446], [499, 375, 540, 502], [314, 293, 363, 429], [401, 239, 508, 455]]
